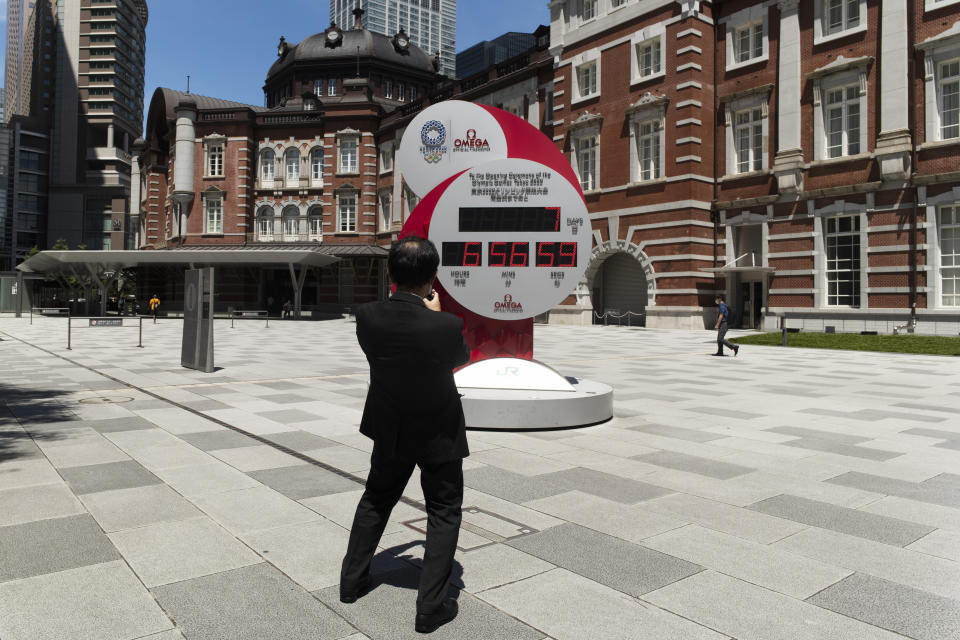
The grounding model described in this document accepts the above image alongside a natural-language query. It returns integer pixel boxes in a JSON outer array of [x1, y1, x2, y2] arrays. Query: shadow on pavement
[[0, 383, 78, 463]]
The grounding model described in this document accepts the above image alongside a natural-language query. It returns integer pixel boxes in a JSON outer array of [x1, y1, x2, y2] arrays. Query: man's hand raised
[[423, 290, 442, 312]]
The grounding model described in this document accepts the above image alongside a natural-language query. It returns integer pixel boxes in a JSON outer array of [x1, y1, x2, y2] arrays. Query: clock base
[[459, 377, 613, 431]]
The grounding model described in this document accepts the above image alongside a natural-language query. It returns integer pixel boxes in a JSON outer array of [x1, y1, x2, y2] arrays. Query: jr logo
[[496, 366, 520, 377]]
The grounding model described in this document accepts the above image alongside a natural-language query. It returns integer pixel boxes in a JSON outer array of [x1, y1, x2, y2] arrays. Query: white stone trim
[[724, 3, 770, 72], [676, 137, 702, 145], [677, 62, 703, 72], [677, 118, 702, 127], [676, 99, 702, 109], [813, 0, 868, 45], [677, 81, 703, 90]]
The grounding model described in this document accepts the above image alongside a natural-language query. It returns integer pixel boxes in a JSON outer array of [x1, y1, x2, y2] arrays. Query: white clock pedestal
[[454, 358, 613, 431]]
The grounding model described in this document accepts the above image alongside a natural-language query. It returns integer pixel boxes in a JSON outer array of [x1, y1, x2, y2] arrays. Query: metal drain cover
[[79, 396, 134, 404]]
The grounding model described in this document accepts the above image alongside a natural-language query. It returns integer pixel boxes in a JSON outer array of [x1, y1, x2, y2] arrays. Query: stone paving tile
[[626, 423, 726, 442], [859, 496, 960, 533], [781, 438, 902, 461], [507, 523, 703, 597], [827, 471, 960, 508], [178, 429, 260, 451], [453, 542, 555, 593], [255, 408, 327, 424], [477, 568, 728, 640], [182, 399, 232, 411], [154, 563, 353, 640], [192, 485, 322, 534], [262, 429, 338, 451], [548, 467, 674, 503], [748, 494, 935, 546], [260, 392, 315, 404], [36, 437, 132, 469], [300, 489, 426, 538], [641, 524, 852, 599], [127, 442, 216, 470], [767, 426, 871, 445], [0, 560, 173, 640], [208, 444, 303, 472], [248, 464, 360, 500], [686, 406, 764, 420], [0, 430, 43, 460], [637, 467, 783, 507], [470, 448, 575, 476], [644, 570, 906, 640], [85, 416, 161, 433], [315, 565, 549, 640], [0, 514, 120, 583], [773, 527, 960, 600], [0, 458, 63, 491], [302, 444, 372, 473], [634, 451, 755, 480], [905, 528, 960, 562], [892, 402, 960, 415], [807, 573, 960, 640], [150, 461, 261, 497], [523, 491, 687, 543], [0, 482, 86, 526], [463, 466, 567, 503], [59, 459, 162, 495], [80, 484, 203, 532], [108, 516, 263, 587], [901, 427, 960, 441]]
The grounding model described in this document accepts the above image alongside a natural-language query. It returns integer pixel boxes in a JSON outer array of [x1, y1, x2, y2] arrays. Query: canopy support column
[[288, 263, 308, 318]]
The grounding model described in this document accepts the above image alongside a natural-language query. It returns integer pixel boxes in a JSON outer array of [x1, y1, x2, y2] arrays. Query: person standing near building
[[713, 295, 739, 356], [149, 294, 160, 323], [283, 300, 292, 319], [339, 236, 469, 634]]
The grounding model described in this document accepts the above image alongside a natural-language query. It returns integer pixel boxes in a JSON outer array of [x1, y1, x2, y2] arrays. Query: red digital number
[[558, 242, 577, 267], [464, 242, 482, 267], [536, 242, 555, 267], [488, 242, 508, 267], [548, 207, 561, 232], [509, 243, 529, 267]]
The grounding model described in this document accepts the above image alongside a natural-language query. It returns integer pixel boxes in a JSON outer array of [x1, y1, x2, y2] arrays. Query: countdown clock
[[426, 158, 590, 321]]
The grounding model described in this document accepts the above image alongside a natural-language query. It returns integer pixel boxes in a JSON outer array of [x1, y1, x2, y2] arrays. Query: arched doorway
[[591, 252, 649, 324]]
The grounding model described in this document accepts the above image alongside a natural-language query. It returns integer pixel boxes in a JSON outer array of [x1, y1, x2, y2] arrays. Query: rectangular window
[[379, 191, 392, 230], [385, 80, 393, 99], [576, 135, 598, 191], [328, 78, 337, 96], [398, 83, 405, 102], [309, 215, 323, 240], [314, 79, 323, 96], [735, 108, 763, 173], [636, 120, 661, 181], [338, 194, 357, 232], [205, 197, 223, 234], [339, 138, 358, 173], [380, 146, 393, 172], [825, 0, 859, 35], [207, 144, 223, 176], [940, 205, 960, 306], [940, 60, 960, 140], [582, 0, 597, 20], [735, 23, 764, 63], [825, 85, 860, 158], [825, 215, 861, 307], [576, 62, 597, 98], [637, 39, 661, 78]]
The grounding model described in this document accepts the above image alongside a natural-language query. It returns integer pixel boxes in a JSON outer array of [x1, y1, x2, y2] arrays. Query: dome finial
[[352, 0, 364, 30]]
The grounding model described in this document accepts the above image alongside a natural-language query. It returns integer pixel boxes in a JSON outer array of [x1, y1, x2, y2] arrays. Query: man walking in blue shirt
[[713, 295, 739, 357]]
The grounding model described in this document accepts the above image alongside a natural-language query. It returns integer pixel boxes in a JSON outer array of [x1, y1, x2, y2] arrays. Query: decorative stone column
[[172, 99, 197, 211], [130, 137, 146, 248], [876, 0, 912, 180], [773, 0, 804, 193]]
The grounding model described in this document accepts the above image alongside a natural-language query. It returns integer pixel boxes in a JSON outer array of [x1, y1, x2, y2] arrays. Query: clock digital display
[[488, 242, 529, 267], [459, 207, 561, 233], [441, 241, 577, 268], [535, 242, 578, 267], [441, 241, 482, 267]]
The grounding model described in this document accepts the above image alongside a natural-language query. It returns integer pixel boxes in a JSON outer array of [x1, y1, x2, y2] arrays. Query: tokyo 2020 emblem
[[420, 120, 447, 164]]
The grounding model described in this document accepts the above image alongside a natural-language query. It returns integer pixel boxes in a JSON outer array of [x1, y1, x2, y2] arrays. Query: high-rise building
[[456, 30, 536, 79], [330, 0, 455, 77], [3, 0, 148, 266]]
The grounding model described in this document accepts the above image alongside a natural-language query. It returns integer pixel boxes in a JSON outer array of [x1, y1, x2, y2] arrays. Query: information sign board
[[89, 318, 122, 327]]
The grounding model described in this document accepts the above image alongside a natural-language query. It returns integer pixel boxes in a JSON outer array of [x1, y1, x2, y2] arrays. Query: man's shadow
[[366, 540, 466, 600]]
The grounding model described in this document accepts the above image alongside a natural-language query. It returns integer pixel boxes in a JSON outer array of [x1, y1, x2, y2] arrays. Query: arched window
[[282, 205, 300, 240], [310, 147, 324, 183], [256, 206, 274, 241], [308, 205, 323, 241], [285, 148, 300, 182], [260, 149, 275, 182]]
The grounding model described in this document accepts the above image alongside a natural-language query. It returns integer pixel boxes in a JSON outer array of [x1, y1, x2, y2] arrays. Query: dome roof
[[266, 27, 437, 81]]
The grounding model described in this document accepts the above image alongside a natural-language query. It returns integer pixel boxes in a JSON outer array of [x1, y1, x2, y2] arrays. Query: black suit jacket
[[356, 292, 470, 463]]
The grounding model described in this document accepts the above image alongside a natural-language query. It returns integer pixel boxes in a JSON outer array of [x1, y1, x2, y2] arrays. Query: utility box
[[181, 267, 215, 373]]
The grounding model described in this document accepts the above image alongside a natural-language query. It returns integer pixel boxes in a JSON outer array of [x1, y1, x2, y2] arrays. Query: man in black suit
[[340, 236, 469, 634]]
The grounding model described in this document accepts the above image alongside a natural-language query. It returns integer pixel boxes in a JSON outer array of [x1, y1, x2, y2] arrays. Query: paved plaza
[[0, 315, 959, 639]]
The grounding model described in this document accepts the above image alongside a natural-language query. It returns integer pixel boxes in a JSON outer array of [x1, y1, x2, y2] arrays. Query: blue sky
[[1, 1, 549, 118]]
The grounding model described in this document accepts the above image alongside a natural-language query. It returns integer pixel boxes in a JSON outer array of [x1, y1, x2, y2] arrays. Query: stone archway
[[575, 240, 656, 320]]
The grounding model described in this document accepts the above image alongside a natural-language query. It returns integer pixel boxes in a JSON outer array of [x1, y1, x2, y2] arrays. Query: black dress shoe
[[415, 598, 458, 633], [339, 574, 371, 604], [712, 353, 724, 356]]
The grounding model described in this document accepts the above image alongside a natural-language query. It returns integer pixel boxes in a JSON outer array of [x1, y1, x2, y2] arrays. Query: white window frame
[[259, 148, 275, 184], [824, 214, 862, 308], [313, 79, 323, 97], [284, 148, 301, 185], [627, 104, 664, 183], [938, 58, 960, 141], [812, 69, 868, 161], [825, 84, 862, 158], [385, 79, 393, 99], [309, 147, 324, 186], [919, 28, 960, 144], [256, 207, 274, 242], [633, 38, 663, 84], [337, 135, 359, 174], [571, 128, 599, 192], [582, 0, 598, 22], [938, 204, 960, 306], [203, 193, 223, 235], [926, 0, 960, 11], [723, 5, 769, 71], [337, 191, 357, 233], [379, 142, 393, 174], [308, 206, 323, 241], [327, 78, 337, 96], [734, 107, 764, 173], [204, 140, 224, 177], [398, 82, 405, 103], [814, 0, 867, 45], [571, 50, 601, 104], [282, 205, 301, 241], [379, 189, 392, 232]]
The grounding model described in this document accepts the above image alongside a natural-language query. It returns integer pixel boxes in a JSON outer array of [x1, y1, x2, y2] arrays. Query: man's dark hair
[[388, 236, 439, 288], [715, 295, 725, 302]]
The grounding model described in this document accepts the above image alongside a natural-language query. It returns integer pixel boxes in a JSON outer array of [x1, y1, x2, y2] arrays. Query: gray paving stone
[[86, 416, 163, 433], [807, 572, 960, 640], [315, 565, 546, 640], [548, 467, 673, 504], [936, 440, 960, 451], [892, 402, 960, 415], [0, 482, 86, 526], [256, 380, 309, 391], [782, 438, 902, 461], [627, 423, 724, 442], [767, 426, 870, 445], [178, 429, 259, 451], [81, 484, 204, 532], [827, 471, 960, 509], [261, 393, 315, 404], [748, 494, 934, 547], [0, 560, 173, 640], [507, 523, 703, 597], [59, 460, 162, 495], [0, 514, 120, 583], [263, 429, 338, 451], [183, 398, 232, 411], [248, 464, 360, 500], [686, 407, 764, 420], [153, 563, 353, 640], [0, 430, 43, 461], [255, 409, 327, 425], [633, 451, 754, 480], [463, 466, 567, 503]]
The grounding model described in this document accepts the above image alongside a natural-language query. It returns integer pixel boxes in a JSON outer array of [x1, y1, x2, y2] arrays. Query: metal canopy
[[16, 249, 342, 274]]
